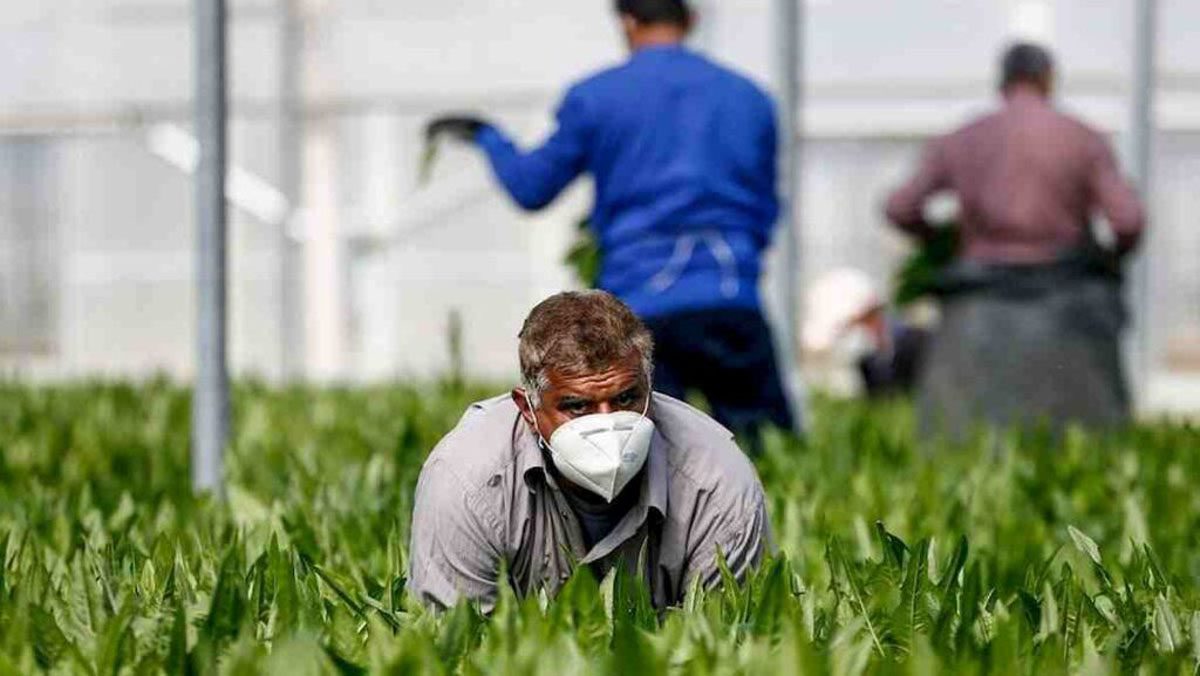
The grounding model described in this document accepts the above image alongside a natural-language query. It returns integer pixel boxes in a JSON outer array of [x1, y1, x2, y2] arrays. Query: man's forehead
[[544, 356, 644, 397]]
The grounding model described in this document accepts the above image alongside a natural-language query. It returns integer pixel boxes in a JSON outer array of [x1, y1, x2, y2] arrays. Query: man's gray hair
[[518, 290, 654, 407]]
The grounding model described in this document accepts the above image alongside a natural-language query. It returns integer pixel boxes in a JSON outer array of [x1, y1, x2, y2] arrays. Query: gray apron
[[917, 252, 1130, 441]]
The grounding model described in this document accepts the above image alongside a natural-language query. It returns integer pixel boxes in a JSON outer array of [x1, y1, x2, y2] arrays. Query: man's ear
[[512, 388, 535, 426], [1039, 74, 1055, 98], [620, 14, 639, 36]]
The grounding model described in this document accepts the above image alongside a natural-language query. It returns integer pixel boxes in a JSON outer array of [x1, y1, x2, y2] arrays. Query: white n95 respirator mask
[[528, 396, 655, 503]]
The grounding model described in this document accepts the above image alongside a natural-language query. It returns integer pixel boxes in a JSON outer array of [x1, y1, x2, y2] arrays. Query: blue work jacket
[[477, 45, 780, 319]]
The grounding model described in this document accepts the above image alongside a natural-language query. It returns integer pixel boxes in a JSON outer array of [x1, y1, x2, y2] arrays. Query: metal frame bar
[[278, 0, 303, 380], [192, 0, 229, 495], [777, 0, 802, 353], [1129, 0, 1158, 408], [775, 0, 805, 429]]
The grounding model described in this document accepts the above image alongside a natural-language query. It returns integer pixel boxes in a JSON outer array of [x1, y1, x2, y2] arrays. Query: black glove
[[1080, 228, 1124, 280], [425, 115, 489, 144]]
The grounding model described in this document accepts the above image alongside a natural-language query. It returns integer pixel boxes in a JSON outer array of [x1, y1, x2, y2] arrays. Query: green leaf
[[563, 217, 602, 288], [892, 538, 930, 654], [829, 539, 885, 657], [938, 536, 969, 593], [1190, 610, 1200, 667], [311, 564, 369, 625], [95, 601, 135, 676], [436, 602, 483, 666], [1153, 595, 1182, 653], [749, 558, 789, 637], [202, 542, 247, 651], [1036, 581, 1060, 644], [893, 224, 960, 306], [1143, 544, 1170, 591], [165, 584, 188, 675], [874, 521, 909, 571], [1067, 525, 1103, 566], [28, 606, 73, 669]]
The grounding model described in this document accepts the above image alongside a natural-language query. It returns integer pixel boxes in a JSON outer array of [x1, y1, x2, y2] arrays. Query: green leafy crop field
[[1, 380, 1199, 674]]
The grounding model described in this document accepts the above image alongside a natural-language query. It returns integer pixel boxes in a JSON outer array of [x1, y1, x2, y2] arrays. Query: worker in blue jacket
[[427, 0, 796, 447]]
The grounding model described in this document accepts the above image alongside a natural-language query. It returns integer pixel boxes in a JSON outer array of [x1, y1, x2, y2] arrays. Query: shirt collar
[[631, 43, 689, 59], [515, 404, 669, 519], [643, 426, 670, 518]]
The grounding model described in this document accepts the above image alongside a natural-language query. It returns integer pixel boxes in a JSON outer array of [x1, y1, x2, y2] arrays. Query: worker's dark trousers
[[918, 261, 1130, 442], [645, 307, 795, 455]]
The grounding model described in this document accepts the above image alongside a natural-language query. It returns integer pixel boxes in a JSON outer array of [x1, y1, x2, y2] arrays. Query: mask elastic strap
[[523, 391, 552, 450]]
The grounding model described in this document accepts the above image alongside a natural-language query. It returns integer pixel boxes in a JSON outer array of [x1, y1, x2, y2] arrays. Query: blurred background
[[0, 0, 1196, 413]]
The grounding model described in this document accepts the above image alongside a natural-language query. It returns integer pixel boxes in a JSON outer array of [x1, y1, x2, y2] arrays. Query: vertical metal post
[[775, 0, 805, 429], [1128, 0, 1157, 408], [193, 0, 229, 495], [278, 0, 303, 379], [776, 0, 802, 351]]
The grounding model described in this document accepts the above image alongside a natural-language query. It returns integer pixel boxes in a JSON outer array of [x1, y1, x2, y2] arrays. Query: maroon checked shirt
[[886, 90, 1146, 263]]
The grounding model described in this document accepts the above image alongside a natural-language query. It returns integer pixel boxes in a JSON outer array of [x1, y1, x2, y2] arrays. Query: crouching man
[[408, 290, 770, 611]]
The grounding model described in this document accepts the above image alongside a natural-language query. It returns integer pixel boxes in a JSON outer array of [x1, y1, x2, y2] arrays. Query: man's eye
[[616, 391, 640, 407]]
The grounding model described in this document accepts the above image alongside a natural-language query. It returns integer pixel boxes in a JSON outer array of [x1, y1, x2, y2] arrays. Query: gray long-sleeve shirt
[[406, 393, 771, 611], [886, 91, 1146, 263]]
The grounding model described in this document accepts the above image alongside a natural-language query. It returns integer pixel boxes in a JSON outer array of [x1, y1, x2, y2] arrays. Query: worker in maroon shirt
[[885, 43, 1147, 439]]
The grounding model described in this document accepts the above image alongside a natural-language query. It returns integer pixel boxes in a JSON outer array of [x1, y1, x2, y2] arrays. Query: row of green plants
[[0, 380, 1198, 673]]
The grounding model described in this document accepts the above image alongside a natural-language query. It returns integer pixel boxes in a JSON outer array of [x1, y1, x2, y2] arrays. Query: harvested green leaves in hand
[[564, 215, 601, 288], [893, 223, 959, 306]]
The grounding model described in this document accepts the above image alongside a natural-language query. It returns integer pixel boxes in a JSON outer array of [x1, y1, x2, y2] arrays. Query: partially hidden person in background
[[884, 42, 1147, 439], [407, 291, 771, 611], [425, 0, 797, 451], [802, 268, 929, 399]]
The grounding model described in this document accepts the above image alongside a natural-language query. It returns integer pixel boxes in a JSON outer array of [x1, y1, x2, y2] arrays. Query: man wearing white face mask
[[407, 290, 771, 611]]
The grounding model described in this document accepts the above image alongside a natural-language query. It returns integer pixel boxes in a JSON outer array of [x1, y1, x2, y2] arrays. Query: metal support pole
[[1128, 0, 1157, 408], [278, 0, 303, 379], [776, 0, 802, 351], [775, 0, 805, 429], [192, 0, 229, 495]]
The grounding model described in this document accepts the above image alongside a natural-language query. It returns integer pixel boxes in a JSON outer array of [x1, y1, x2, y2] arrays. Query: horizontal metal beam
[[6, 68, 1200, 136]]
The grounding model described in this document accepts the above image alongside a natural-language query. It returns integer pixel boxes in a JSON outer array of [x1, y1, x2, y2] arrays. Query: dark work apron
[[916, 250, 1131, 441]]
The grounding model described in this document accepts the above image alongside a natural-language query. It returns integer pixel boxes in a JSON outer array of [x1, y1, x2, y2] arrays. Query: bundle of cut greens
[[893, 223, 960, 306], [564, 215, 601, 288]]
